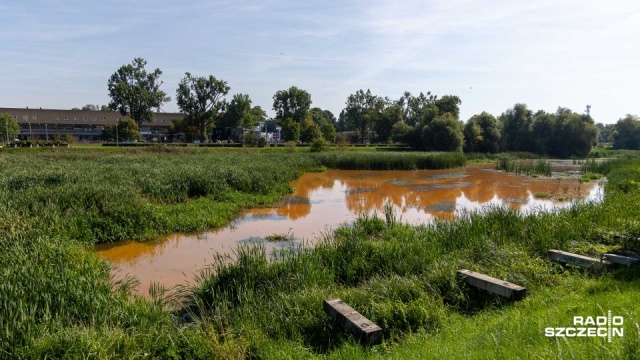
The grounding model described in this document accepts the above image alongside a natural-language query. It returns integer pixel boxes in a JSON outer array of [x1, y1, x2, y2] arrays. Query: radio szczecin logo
[[545, 311, 624, 342]]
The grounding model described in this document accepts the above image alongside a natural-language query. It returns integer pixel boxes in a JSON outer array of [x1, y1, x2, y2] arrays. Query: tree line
[[100, 57, 640, 153]]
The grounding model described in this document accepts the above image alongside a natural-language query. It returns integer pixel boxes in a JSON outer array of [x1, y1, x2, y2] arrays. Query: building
[[0, 107, 184, 142]]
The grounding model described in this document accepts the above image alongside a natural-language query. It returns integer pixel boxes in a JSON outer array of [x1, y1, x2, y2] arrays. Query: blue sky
[[1, 0, 638, 124]]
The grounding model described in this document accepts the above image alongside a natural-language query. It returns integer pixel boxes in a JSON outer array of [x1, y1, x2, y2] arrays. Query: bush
[[309, 137, 329, 152]]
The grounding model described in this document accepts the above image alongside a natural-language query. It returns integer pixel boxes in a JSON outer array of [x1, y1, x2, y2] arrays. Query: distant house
[[0, 107, 184, 142]]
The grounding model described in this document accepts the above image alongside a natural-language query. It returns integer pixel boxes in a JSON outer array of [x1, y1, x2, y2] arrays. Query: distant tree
[[552, 108, 598, 157], [401, 91, 438, 126], [118, 118, 141, 142], [273, 86, 312, 123], [464, 112, 501, 153], [390, 121, 412, 143], [422, 113, 464, 152], [0, 113, 20, 143], [81, 104, 109, 111], [248, 106, 267, 126], [107, 58, 171, 126], [596, 123, 614, 144], [300, 117, 322, 143], [101, 124, 116, 141], [281, 118, 300, 142], [375, 104, 403, 143], [320, 122, 336, 143], [218, 94, 252, 129], [612, 115, 640, 150], [309, 107, 336, 126], [176, 72, 230, 142], [343, 89, 381, 143], [530, 111, 556, 155], [499, 103, 534, 152], [434, 95, 462, 120]]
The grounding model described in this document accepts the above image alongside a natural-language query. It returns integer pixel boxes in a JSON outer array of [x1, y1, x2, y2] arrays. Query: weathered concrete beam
[[601, 253, 640, 266], [548, 249, 609, 268], [457, 269, 527, 301], [323, 298, 383, 345]]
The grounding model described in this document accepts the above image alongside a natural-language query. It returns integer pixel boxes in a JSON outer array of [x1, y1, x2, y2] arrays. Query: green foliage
[[309, 137, 329, 152], [176, 72, 230, 142], [612, 114, 640, 150], [312, 152, 467, 170], [281, 117, 300, 142], [273, 86, 312, 123], [320, 122, 336, 143], [500, 103, 534, 152], [300, 117, 323, 143], [463, 112, 500, 153], [0, 112, 20, 142], [344, 89, 381, 143], [422, 113, 464, 152], [117, 118, 140, 141], [107, 58, 171, 125]]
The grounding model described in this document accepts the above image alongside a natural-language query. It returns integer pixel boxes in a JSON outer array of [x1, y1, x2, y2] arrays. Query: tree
[[434, 95, 462, 120], [464, 112, 501, 153], [402, 91, 438, 127], [343, 89, 381, 143], [320, 123, 336, 143], [300, 117, 322, 143], [118, 118, 141, 142], [309, 107, 336, 126], [530, 110, 556, 155], [375, 103, 403, 143], [0, 113, 20, 143], [612, 115, 640, 150], [218, 94, 252, 129], [176, 72, 230, 142], [81, 104, 109, 111], [273, 86, 312, 123], [422, 113, 464, 152], [499, 103, 534, 152], [107, 58, 171, 126], [281, 118, 300, 142]]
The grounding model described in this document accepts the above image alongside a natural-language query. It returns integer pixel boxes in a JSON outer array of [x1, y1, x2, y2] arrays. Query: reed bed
[[495, 157, 552, 176]]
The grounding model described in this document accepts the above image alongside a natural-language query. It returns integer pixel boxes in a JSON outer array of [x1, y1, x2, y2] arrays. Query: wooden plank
[[548, 249, 609, 268], [601, 253, 640, 266], [323, 298, 383, 345], [457, 269, 527, 301]]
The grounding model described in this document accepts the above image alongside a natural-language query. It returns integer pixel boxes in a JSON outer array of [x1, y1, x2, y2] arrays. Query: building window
[[64, 116, 69, 120], [54, 116, 60, 120], [73, 116, 78, 121], [22, 115, 28, 120], [12, 115, 18, 120], [161, 119, 165, 123], [32, 116, 38, 120], [101, 117, 106, 121], [92, 117, 97, 121], [83, 117, 87, 121]]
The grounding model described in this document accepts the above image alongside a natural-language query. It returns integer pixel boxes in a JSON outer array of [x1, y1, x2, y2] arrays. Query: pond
[[96, 164, 603, 294]]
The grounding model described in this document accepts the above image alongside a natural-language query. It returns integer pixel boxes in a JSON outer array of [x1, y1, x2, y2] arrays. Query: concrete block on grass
[[323, 298, 383, 345]]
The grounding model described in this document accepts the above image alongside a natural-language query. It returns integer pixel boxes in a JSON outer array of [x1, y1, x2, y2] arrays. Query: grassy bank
[[182, 156, 640, 359], [0, 148, 466, 357]]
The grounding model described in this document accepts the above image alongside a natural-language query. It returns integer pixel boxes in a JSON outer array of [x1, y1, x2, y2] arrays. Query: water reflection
[[96, 165, 603, 294]]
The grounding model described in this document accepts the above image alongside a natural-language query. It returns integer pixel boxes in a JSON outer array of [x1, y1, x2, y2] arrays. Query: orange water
[[96, 165, 602, 295]]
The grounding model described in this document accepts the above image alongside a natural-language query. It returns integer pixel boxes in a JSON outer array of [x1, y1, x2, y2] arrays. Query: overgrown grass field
[[0, 147, 638, 358]]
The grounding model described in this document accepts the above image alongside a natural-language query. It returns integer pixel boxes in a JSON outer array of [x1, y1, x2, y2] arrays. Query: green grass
[[1, 147, 639, 358]]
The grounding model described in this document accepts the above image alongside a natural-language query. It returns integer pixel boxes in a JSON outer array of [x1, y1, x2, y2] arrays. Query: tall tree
[[434, 95, 462, 120], [464, 112, 501, 153], [422, 113, 464, 152], [612, 115, 640, 150], [375, 103, 403, 143], [218, 94, 252, 129], [273, 86, 312, 123], [500, 103, 534, 152], [176, 72, 230, 142], [343, 89, 381, 143], [107, 58, 170, 125], [0, 113, 20, 143]]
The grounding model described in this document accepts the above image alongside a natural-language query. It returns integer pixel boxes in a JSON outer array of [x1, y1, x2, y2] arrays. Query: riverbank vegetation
[[1, 148, 638, 358]]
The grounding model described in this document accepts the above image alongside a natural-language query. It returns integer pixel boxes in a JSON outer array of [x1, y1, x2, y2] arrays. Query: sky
[[1, 0, 639, 124]]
